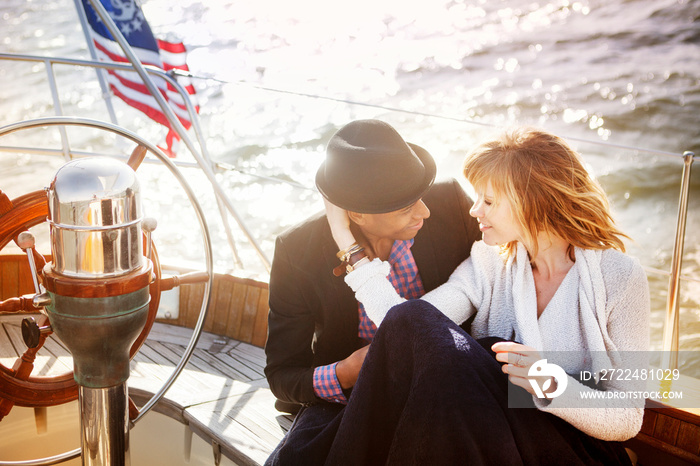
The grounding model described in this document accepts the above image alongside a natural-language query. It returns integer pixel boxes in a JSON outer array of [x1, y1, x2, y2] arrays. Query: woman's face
[[469, 181, 522, 246]]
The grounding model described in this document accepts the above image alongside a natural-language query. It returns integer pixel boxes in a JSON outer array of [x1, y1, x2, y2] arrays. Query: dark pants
[[267, 300, 632, 466]]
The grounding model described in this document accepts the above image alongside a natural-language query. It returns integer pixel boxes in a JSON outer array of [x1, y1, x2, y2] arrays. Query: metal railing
[[0, 51, 270, 273], [661, 151, 694, 370]]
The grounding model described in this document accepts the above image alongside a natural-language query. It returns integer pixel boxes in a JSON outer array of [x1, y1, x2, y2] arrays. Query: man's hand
[[335, 345, 370, 389]]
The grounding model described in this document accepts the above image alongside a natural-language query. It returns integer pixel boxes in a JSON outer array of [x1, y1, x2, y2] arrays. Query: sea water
[[0, 0, 698, 369]]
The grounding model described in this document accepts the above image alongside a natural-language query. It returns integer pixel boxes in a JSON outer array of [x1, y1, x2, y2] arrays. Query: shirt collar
[[388, 239, 415, 265]]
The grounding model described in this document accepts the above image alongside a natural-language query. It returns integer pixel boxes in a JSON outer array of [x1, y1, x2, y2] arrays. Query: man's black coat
[[264, 179, 482, 406]]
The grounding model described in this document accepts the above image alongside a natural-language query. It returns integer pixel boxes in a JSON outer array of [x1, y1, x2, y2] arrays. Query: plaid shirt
[[313, 239, 425, 403]]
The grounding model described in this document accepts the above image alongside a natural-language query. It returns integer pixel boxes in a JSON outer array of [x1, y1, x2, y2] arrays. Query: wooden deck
[[129, 323, 292, 465], [0, 316, 291, 465]]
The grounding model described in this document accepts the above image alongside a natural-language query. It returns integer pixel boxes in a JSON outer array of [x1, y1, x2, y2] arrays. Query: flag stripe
[[157, 39, 187, 54], [91, 33, 192, 123], [95, 39, 199, 112], [104, 73, 193, 126], [81, 0, 198, 156]]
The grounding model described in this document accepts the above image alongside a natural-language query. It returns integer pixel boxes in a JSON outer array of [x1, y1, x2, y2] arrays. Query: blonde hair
[[463, 127, 628, 260]]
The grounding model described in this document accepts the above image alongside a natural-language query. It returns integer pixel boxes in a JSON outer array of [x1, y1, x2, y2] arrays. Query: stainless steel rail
[[662, 151, 695, 370]]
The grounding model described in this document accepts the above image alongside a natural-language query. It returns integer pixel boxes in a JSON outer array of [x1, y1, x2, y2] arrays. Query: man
[[264, 119, 481, 463]]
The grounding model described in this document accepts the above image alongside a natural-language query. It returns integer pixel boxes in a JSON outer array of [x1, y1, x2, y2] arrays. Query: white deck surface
[[0, 317, 292, 465]]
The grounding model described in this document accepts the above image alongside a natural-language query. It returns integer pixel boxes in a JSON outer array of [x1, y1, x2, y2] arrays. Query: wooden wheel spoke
[[0, 296, 36, 314], [12, 316, 51, 379]]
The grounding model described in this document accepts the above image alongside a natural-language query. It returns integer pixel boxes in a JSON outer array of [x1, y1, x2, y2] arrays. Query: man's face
[[353, 200, 431, 242]]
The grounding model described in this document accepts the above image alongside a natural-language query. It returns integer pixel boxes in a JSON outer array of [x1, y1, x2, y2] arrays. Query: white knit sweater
[[345, 241, 650, 441]]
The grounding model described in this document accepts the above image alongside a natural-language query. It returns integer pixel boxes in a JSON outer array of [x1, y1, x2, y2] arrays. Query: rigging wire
[[171, 69, 695, 161]]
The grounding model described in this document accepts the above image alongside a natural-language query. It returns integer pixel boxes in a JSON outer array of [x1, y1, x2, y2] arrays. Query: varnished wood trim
[[647, 399, 700, 425], [635, 404, 700, 462], [0, 254, 51, 300], [152, 268, 270, 349], [42, 263, 152, 298], [654, 412, 681, 445], [631, 432, 700, 465], [677, 422, 700, 456]]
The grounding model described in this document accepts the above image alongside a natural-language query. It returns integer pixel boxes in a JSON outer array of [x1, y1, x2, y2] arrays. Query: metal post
[[80, 385, 130, 466], [43, 60, 72, 161], [661, 151, 694, 370], [72, 0, 119, 125]]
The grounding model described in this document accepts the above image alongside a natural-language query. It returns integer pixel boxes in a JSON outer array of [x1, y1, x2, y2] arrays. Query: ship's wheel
[[0, 117, 213, 436], [0, 179, 161, 415]]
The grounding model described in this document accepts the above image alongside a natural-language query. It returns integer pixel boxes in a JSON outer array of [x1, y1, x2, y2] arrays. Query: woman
[[323, 127, 649, 465]]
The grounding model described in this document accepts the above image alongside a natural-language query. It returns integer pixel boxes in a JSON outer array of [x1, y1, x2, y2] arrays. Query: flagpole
[[72, 0, 119, 125], [85, 0, 271, 272]]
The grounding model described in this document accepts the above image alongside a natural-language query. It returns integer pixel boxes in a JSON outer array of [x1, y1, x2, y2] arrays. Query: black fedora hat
[[316, 120, 436, 214]]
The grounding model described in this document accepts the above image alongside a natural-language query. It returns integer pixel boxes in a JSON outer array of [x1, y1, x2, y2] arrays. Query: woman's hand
[[491, 341, 557, 397], [323, 198, 357, 250]]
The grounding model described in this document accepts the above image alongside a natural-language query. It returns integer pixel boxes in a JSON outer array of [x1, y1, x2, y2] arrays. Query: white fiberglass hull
[[0, 402, 237, 466]]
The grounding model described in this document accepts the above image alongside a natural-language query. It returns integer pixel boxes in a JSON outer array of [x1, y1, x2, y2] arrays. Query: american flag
[[79, 0, 199, 157]]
